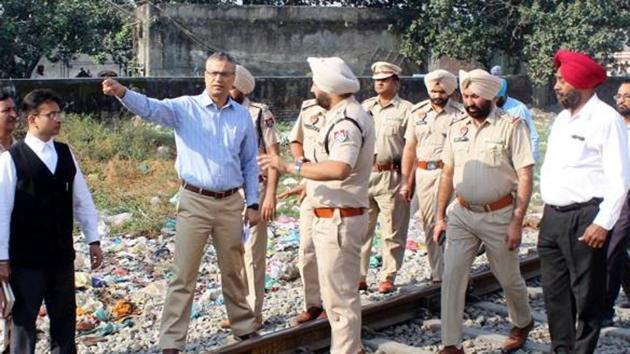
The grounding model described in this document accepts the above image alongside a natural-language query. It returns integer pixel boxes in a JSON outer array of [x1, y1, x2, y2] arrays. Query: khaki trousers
[[314, 210, 367, 354], [298, 196, 322, 310], [159, 188, 256, 350], [361, 171, 410, 282], [441, 203, 532, 346], [243, 184, 268, 318], [415, 168, 444, 281]]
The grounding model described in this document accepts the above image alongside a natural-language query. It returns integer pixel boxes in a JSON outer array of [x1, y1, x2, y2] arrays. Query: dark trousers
[[9, 263, 76, 354], [623, 251, 630, 298], [538, 204, 606, 354], [604, 196, 630, 319]]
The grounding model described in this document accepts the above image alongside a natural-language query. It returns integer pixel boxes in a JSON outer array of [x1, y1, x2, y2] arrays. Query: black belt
[[547, 197, 603, 212]]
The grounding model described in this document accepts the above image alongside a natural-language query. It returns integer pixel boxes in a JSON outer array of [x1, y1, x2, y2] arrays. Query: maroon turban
[[554, 49, 607, 89]]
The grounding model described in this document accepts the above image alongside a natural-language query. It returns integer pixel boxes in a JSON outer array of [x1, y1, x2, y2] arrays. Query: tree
[[399, 0, 630, 85], [0, 0, 134, 78]]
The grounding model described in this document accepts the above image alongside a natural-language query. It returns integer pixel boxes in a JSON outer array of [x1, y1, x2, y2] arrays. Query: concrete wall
[[134, 4, 416, 77], [0, 76, 624, 121]]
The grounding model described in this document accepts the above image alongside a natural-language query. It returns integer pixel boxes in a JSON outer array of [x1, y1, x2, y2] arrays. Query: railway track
[[212, 256, 541, 354]]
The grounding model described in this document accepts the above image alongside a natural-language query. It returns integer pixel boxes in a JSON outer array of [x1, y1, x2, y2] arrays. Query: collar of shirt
[[196, 91, 236, 111], [564, 93, 601, 121], [463, 106, 499, 128], [369, 95, 400, 110], [24, 133, 55, 153]]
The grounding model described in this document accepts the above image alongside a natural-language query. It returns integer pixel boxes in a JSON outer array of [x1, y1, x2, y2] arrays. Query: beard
[[315, 92, 332, 110], [556, 89, 581, 110], [465, 100, 493, 119], [430, 97, 448, 108], [617, 104, 630, 117], [231, 91, 244, 104]]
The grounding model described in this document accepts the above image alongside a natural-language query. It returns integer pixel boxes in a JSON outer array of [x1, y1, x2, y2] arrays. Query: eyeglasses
[[205, 70, 235, 78], [36, 111, 65, 121], [614, 94, 630, 101]]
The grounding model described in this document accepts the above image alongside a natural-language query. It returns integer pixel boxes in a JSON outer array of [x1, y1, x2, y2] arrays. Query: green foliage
[[0, 0, 134, 78], [59, 114, 175, 162], [400, 0, 630, 85]]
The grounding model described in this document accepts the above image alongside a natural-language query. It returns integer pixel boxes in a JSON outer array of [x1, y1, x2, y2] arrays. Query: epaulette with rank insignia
[[499, 110, 522, 125], [449, 112, 468, 126], [410, 99, 431, 114], [301, 99, 318, 111]]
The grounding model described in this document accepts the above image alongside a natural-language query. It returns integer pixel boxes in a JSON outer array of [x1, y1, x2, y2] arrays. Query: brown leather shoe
[[438, 345, 465, 354], [502, 319, 534, 352], [291, 306, 324, 325], [378, 280, 395, 294], [219, 318, 230, 329], [162, 349, 179, 354], [358, 281, 368, 291], [220, 316, 263, 330]]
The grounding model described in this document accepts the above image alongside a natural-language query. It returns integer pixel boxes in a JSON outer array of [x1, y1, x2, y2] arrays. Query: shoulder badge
[[334, 129, 349, 143]]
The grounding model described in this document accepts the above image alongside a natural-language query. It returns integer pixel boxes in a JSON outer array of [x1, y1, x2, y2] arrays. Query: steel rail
[[213, 255, 541, 354]]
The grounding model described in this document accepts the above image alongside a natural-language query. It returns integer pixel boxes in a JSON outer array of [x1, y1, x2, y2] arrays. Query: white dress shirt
[[541, 94, 630, 230], [0, 134, 99, 260]]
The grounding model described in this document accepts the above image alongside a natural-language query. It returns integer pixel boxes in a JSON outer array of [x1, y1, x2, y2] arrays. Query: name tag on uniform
[[454, 136, 469, 142], [305, 124, 320, 132], [416, 119, 428, 125], [485, 139, 504, 145], [571, 134, 585, 141]]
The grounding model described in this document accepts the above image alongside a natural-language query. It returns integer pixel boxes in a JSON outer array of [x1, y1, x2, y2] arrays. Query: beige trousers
[[361, 171, 410, 282], [243, 184, 268, 318], [415, 168, 444, 281], [159, 188, 256, 350], [298, 196, 322, 310], [314, 210, 367, 354], [441, 202, 532, 346]]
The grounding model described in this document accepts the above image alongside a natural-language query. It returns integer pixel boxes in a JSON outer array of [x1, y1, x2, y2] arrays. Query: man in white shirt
[[0, 89, 102, 354], [0, 92, 17, 152], [603, 79, 630, 322], [539, 50, 630, 354]]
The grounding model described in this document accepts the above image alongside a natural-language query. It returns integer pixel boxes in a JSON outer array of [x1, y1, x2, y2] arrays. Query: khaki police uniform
[[440, 107, 534, 346], [288, 99, 327, 311], [360, 95, 412, 283], [404, 99, 464, 282], [242, 98, 280, 319], [306, 97, 375, 354]]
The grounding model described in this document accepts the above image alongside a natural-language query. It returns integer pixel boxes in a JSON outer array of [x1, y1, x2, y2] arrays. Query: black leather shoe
[[237, 332, 260, 341]]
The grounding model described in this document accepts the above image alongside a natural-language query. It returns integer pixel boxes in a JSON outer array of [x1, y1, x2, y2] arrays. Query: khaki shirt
[[307, 97, 376, 208], [288, 99, 327, 162], [0, 137, 16, 153], [242, 98, 279, 153], [362, 95, 412, 164], [442, 107, 534, 205], [404, 99, 465, 161]]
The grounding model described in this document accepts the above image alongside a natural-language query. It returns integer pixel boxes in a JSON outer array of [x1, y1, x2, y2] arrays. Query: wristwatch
[[247, 203, 259, 210], [293, 160, 304, 175]]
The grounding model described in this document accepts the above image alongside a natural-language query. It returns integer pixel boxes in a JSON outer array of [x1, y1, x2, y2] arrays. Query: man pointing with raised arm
[[103, 52, 261, 353]]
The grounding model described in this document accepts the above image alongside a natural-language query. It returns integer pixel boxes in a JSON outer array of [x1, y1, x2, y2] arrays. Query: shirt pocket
[[480, 143, 503, 167], [564, 134, 588, 166]]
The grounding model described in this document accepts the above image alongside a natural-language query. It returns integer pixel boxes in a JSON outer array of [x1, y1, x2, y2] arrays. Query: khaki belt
[[313, 207, 365, 218], [417, 160, 444, 170], [457, 194, 513, 212], [182, 182, 239, 199], [372, 162, 395, 172]]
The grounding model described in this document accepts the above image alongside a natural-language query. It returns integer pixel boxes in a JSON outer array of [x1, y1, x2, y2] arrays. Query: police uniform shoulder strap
[[301, 99, 318, 111], [323, 111, 364, 156], [449, 112, 468, 126], [410, 99, 431, 114]]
